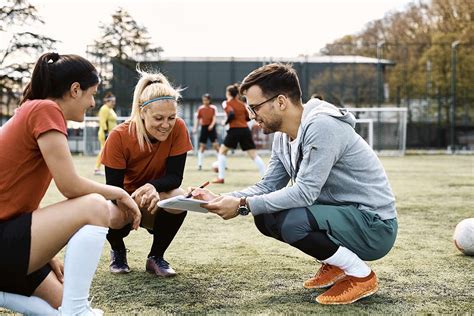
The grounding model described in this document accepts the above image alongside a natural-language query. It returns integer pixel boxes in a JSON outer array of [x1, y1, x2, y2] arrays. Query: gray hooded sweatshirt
[[228, 98, 397, 220]]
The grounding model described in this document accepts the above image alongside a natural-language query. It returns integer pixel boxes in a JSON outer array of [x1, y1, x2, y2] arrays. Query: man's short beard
[[262, 116, 282, 134]]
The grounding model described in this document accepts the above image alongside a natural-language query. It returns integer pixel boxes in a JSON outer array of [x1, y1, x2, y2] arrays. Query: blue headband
[[141, 96, 176, 108]]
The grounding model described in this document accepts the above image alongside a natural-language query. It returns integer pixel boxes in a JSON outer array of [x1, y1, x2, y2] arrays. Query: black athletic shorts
[[223, 127, 256, 151], [199, 125, 217, 144], [0, 212, 52, 296]]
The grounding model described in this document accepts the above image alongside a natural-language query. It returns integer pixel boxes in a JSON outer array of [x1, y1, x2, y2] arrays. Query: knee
[[280, 208, 310, 244], [84, 193, 108, 211], [80, 193, 109, 224], [253, 215, 272, 238], [161, 188, 186, 214], [170, 188, 186, 197]]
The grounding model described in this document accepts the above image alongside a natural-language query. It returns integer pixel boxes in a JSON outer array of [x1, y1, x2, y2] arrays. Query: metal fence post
[[450, 40, 460, 153]]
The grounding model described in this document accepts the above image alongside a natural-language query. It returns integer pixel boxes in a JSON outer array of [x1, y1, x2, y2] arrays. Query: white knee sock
[[59, 225, 108, 314], [218, 153, 226, 179], [322, 246, 371, 278], [0, 291, 58, 315], [253, 155, 266, 177], [197, 151, 203, 167]]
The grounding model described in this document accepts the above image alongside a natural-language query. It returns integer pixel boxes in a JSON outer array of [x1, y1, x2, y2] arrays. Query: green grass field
[[3, 154, 474, 314]]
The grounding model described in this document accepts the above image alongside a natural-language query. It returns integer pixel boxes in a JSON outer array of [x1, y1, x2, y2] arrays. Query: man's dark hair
[[239, 63, 302, 104]]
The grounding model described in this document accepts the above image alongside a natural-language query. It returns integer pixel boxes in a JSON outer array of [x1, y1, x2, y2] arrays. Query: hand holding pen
[[186, 181, 219, 201], [186, 181, 210, 198]]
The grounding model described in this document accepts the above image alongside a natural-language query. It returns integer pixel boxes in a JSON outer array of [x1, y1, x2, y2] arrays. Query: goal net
[[68, 116, 129, 156], [345, 107, 407, 156], [72, 107, 406, 156]]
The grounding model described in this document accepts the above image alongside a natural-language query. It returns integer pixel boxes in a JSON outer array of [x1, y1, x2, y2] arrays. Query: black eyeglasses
[[245, 94, 279, 116]]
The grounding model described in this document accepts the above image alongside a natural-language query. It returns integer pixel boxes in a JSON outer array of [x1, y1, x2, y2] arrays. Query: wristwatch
[[237, 197, 250, 216]]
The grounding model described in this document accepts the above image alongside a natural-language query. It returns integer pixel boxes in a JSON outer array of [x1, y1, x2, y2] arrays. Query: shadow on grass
[[96, 263, 413, 314]]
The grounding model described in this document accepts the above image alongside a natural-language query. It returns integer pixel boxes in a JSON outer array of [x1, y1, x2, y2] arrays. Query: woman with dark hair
[[0, 52, 140, 315], [213, 83, 266, 184]]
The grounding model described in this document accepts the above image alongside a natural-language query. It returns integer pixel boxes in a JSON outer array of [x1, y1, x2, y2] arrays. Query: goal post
[[68, 116, 129, 156], [71, 108, 406, 156], [345, 107, 407, 156], [354, 118, 374, 149]]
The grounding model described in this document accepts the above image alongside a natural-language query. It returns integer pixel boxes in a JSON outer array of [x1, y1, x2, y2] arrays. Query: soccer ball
[[211, 161, 219, 173], [453, 218, 474, 256]]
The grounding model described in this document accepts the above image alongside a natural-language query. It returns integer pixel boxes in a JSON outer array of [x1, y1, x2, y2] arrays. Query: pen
[[185, 181, 210, 198]]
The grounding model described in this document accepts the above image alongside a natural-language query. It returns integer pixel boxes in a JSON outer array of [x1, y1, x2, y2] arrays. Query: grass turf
[[2, 154, 473, 313]]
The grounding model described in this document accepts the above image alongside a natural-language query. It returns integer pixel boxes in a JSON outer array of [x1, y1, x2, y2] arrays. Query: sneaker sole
[[315, 285, 379, 305], [146, 269, 177, 277], [303, 273, 346, 289], [110, 269, 131, 274]]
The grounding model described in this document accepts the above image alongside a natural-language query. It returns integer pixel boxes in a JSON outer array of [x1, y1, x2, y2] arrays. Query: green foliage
[[316, 0, 473, 124], [310, 64, 378, 106]]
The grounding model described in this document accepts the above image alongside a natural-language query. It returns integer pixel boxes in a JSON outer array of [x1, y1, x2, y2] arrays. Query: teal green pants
[[307, 203, 398, 261]]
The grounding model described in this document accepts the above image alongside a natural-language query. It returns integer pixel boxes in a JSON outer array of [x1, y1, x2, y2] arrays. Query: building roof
[[161, 55, 395, 65]]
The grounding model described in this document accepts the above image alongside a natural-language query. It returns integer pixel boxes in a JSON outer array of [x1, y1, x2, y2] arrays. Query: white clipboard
[[157, 195, 209, 213]]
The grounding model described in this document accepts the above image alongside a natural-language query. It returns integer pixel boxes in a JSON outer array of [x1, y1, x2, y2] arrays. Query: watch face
[[238, 206, 250, 216]]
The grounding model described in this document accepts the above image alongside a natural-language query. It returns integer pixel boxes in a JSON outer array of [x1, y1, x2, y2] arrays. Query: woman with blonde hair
[[94, 91, 117, 176], [0, 52, 140, 315], [101, 69, 193, 277]]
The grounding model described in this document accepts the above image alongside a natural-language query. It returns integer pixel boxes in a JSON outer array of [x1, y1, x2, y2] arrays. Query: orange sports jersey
[[225, 98, 249, 128], [101, 118, 193, 194], [0, 100, 67, 220], [197, 105, 217, 126]]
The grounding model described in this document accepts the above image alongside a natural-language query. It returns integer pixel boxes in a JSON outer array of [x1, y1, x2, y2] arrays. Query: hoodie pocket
[[306, 145, 318, 161], [297, 145, 317, 176]]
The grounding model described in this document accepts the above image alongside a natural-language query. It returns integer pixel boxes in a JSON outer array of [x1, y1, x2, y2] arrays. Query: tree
[[0, 0, 57, 118], [310, 65, 379, 106], [428, 0, 474, 123], [88, 8, 163, 114], [90, 8, 162, 61], [315, 0, 473, 126]]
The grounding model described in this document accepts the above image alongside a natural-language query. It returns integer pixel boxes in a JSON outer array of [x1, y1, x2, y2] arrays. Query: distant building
[[111, 55, 395, 124]]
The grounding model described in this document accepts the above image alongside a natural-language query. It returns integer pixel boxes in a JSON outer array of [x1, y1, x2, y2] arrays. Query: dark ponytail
[[20, 52, 99, 105], [226, 83, 240, 98]]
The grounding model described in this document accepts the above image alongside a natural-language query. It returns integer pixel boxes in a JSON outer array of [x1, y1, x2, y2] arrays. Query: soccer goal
[[354, 118, 374, 149], [72, 108, 406, 156], [68, 116, 129, 155], [345, 107, 407, 156]]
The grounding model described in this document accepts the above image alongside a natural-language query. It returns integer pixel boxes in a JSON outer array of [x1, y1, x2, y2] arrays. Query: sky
[[6, 0, 417, 59]]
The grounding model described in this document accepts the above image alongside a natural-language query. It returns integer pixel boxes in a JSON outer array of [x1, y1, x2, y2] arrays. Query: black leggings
[[107, 209, 187, 258], [253, 207, 338, 260]]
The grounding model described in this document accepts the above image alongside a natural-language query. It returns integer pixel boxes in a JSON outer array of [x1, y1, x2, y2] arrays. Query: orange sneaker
[[303, 263, 345, 289], [316, 271, 378, 305], [212, 178, 224, 184]]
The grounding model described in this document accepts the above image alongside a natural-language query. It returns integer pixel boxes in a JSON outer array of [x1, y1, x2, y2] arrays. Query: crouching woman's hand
[[107, 191, 141, 230]]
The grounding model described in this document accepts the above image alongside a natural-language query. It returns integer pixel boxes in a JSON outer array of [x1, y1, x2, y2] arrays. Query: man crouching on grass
[[191, 63, 398, 305]]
